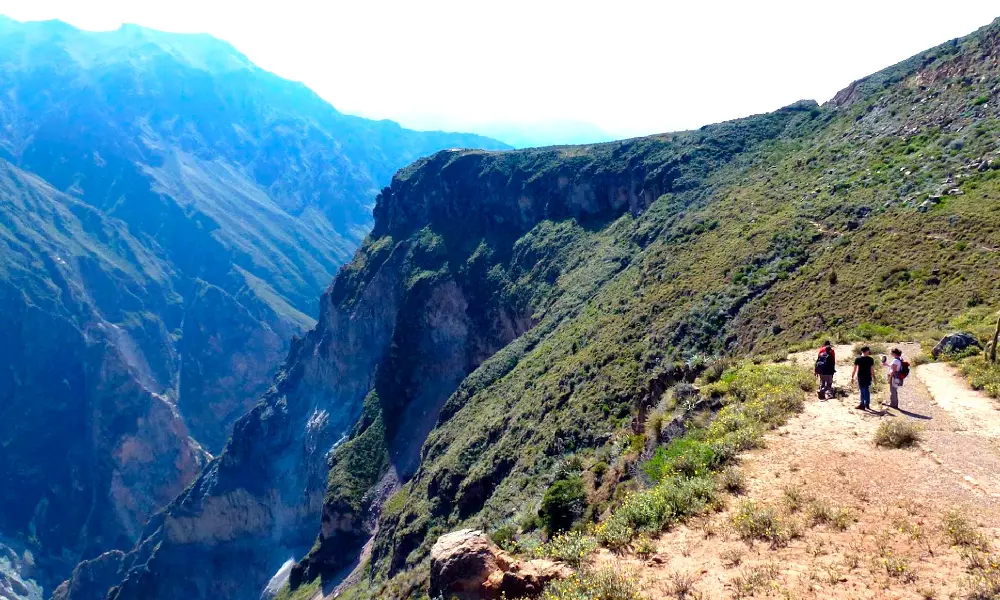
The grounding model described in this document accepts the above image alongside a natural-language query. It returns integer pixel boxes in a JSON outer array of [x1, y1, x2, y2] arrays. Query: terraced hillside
[[66, 16, 1000, 600]]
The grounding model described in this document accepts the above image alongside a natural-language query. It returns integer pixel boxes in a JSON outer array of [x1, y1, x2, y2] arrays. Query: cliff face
[[0, 161, 209, 595], [0, 17, 506, 598]]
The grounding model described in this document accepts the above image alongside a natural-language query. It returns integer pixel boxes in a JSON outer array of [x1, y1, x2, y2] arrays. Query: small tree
[[540, 476, 586, 535]]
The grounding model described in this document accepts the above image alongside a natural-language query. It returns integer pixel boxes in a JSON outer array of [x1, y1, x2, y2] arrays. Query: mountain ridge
[[0, 16, 507, 599]]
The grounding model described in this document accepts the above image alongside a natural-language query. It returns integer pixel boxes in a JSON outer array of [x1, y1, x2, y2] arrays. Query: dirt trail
[[917, 362, 1000, 439], [596, 344, 1000, 599]]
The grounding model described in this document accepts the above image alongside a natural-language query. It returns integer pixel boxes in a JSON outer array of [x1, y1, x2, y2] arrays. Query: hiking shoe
[[855, 404, 865, 410]]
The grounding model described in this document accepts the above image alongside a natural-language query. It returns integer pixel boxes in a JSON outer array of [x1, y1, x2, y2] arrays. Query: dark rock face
[[0, 17, 506, 597], [932, 332, 982, 358]]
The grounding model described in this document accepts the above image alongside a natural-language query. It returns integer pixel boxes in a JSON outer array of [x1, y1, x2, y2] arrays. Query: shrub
[[595, 516, 635, 552], [490, 524, 517, 550], [966, 569, 1000, 600], [701, 358, 735, 384], [853, 323, 897, 341], [781, 484, 809, 512], [720, 547, 744, 568], [541, 567, 644, 600], [534, 531, 598, 567], [808, 501, 854, 530], [643, 438, 716, 482], [720, 466, 746, 494], [520, 511, 542, 533], [944, 510, 991, 551], [645, 410, 667, 444], [852, 342, 888, 356], [599, 475, 717, 545], [960, 356, 1000, 399], [732, 561, 780, 598], [541, 477, 587, 535], [663, 570, 697, 598], [731, 500, 791, 546], [632, 534, 656, 560], [873, 420, 922, 448]]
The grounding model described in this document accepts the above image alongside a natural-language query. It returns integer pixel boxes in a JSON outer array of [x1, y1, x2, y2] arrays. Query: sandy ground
[[596, 344, 1000, 599]]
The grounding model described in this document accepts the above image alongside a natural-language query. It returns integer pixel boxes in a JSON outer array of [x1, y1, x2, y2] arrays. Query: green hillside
[[290, 17, 1000, 600]]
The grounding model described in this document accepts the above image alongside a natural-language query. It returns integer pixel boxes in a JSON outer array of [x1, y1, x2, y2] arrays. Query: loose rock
[[932, 332, 982, 358], [429, 529, 572, 599]]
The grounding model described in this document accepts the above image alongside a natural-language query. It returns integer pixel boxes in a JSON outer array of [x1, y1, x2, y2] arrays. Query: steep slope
[[294, 17, 1000, 599], [68, 16, 1000, 600], [0, 16, 506, 597], [60, 105, 819, 600]]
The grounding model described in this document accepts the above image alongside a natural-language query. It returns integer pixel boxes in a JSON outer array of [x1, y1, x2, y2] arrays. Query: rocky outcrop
[[429, 529, 572, 600], [932, 332, 982, 358], [0, 541, 42, 600]]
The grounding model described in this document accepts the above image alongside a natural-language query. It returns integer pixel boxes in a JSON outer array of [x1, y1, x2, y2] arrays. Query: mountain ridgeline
[[0, 16, 507, 598], [56, 14, 1000, 600]]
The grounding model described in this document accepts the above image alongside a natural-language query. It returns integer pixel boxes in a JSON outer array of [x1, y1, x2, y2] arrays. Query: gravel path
[[601, 345, 1000, 599]]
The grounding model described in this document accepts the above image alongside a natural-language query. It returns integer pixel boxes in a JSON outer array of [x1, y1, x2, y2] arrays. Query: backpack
[[898, 360, 910, 380], [816, 351, 833, 373]]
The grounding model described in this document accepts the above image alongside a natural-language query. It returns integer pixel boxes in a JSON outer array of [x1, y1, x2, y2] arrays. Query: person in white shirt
[[885, 348, 903, 409]]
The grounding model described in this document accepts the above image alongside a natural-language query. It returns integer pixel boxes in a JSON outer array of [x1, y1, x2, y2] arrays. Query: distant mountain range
[[0, 15, 507, 597]]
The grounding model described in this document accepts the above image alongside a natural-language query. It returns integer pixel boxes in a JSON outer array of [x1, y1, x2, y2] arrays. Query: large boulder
[[932, 332, 982, 359], [428, 529, 572, 599]]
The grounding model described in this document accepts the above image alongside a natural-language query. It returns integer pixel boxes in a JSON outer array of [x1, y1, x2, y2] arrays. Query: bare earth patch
[[595, 344, 1000, 599]]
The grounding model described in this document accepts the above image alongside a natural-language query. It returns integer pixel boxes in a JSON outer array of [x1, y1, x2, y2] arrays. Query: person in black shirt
[[851, 346, 876, 410]]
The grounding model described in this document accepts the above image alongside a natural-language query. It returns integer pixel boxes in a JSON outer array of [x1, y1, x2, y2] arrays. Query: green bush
[[490, 524, 517, 550], [642, 438, 716, 482], [597, 475, 716, 545], [534, 531, 598, 567], [720, 466, 746, 494], [853, 323, 898, 341], [960, 356, 1000, 398], [540, 476, 587, 535], [852, 342, 888, 356]]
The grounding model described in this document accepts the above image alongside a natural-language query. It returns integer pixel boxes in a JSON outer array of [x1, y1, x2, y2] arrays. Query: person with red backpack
[[883, 347, 910, 409], [815, 341, 836, 400]]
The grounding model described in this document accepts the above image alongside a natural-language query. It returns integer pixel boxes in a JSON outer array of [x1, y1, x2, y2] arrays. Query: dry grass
[[874, 420, 922, 448], [732, 561, 780, 598]]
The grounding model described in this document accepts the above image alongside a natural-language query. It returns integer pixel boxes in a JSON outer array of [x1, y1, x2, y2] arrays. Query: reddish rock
[[429, 529, 572, 599]]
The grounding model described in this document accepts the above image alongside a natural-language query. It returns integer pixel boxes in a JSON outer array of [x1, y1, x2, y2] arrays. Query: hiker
[[851, 345, 876, 410], [815, 340, 836, 400], [883, 348, 910, 409]]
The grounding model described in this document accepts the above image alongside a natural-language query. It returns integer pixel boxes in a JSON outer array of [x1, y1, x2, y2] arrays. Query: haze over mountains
[[0, 15, 506, 598]]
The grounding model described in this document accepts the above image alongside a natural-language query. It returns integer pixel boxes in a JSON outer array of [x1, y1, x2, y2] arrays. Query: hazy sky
[[1, 0, 998, 140]]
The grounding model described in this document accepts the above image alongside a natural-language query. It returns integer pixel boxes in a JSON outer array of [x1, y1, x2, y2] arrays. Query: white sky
[[1, 0, 998, 140]]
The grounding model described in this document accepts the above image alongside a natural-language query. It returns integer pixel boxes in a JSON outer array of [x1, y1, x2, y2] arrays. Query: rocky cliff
[[61, 103, 816, 600], [0, 17, 506, 597]]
